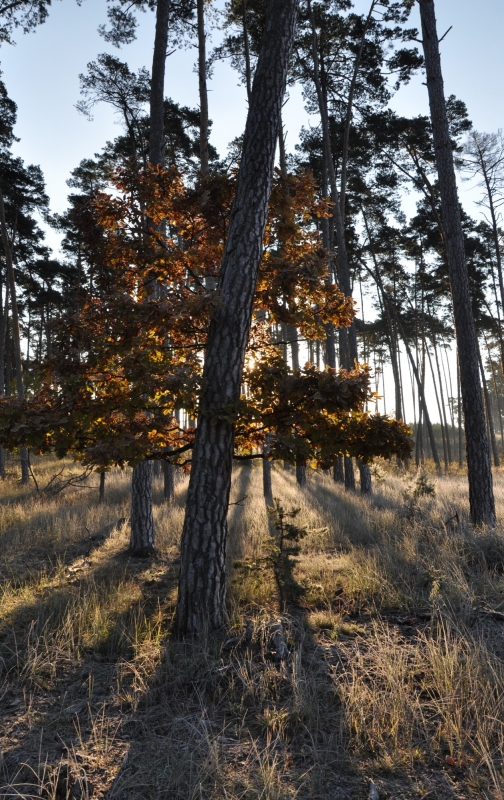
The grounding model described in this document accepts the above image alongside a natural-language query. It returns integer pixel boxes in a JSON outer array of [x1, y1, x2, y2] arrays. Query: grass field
[[1, 455, 504, 799]]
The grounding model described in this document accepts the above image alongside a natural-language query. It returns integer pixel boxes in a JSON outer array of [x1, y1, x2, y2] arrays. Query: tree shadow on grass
[[0, 522, 182, 798]]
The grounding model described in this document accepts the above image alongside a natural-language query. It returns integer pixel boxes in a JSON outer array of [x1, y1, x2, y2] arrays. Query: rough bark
[[197, 0, 209, 176], [130, 461, 155, 557], [359, 460, 372, 494], [333, 456, 344, 484], [163, 459, 175, 502], [457, 354, 463, 468], [419, 0, 495, 525], [344, 456, 355, 491], [149, 0, 171, 167], [175, 0, 300, 636]]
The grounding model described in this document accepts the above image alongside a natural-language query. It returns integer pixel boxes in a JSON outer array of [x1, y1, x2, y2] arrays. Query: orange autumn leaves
[[0, 162, 411, 468]]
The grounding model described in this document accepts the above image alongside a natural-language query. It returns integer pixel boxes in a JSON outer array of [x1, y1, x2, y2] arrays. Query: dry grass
[[1, 453, 504, 798]]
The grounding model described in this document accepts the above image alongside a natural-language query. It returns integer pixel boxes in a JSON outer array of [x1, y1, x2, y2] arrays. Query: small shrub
[[234, 500, 326, 609]]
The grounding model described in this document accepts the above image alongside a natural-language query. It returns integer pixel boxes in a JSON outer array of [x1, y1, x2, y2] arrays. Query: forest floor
[[1, 456, 504, 799]]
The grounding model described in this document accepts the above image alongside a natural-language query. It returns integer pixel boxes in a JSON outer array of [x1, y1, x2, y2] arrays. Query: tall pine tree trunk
[[175, 0, 300, 636], [333, 455, 344, 483], [163, 459, 175, 502], [433, 336, 452, 463], [0, 189, 29, 484], [130, 0, 171, 552], [0, 274, 6, 479], [242, 0, 252, 103], [344, 456, 355, 490], [130, 461, 155, 557], [263, 436, 273, 506], [419, 0, 495, 524], [149, 0, 170, 167], [197, 0, 209, 176], [358, 459, 372, 494], [99, 471, 105, 503], [296, 459, 307, 488], [478, 346, 500, 468]]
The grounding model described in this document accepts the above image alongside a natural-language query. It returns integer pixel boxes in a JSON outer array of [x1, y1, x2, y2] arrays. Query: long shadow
[[0, 532, 182, 799], [226, 464, 255, 564], [302, 474, 386, 548]]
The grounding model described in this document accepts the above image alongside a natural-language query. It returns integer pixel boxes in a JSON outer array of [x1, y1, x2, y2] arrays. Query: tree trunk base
[[333, 456, 344, 483], [163, 460, 175, 502], [263, 446, 273, 506], [130, 461, 155, 558], [20, 447, 29, 485], [99, 471, 105, 503], [296, 461, 307, 488], [344, 456, 355, 491], [359, 461, 372, 495]]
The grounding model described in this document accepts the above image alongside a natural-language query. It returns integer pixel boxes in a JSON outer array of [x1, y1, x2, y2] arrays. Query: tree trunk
[[478, 346, 500, 468], [419, 0, 495, 525], [149, 0, 171, 166], [0, 275, 6, 479], [344, 456, 355, 491], [359, 460, 372, 494], [175, 0, 300, 636], [130, 461, 155, 557], [333, 455, 344, 483], [457, 353, 463, 468], [99, 471, 105, 503], [197, 0, 209, 176], [321, 157, 337, 372], [308, 3, 357, 365], [296, 459, 307, 488], [133, 0, 171, 548], [426, 339, 448, 471], [364, 245, 442, 475], [242, 0, 252, 103], [263, 437, 273, 506], [286, 324, 299, 369], [416, 404, 424, 468], [433, 337, 452, 464], [340, 0, 376, 214], [163, 459, 175, 502], [483, 330, 504, 455], [0, 189, 29, 485]]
